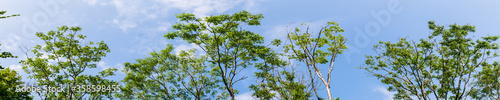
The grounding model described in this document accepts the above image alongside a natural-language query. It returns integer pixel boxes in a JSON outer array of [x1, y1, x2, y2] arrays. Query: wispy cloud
[[173, 43, 202, 54], [97, 61, 108, 70], [155, 0, 243, 17], [374, 86, 395, 100], [97, 61, 124, 71], [82, 0, 99, 5], [100, 0, 266, 32], [7, 64, 24, 74], [235, 92, 255, 100], [112, 18, 137, 32]]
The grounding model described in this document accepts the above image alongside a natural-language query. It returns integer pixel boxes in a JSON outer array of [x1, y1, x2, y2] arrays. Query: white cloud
[[108, 0, 151, 32], [103, 0, 266, 32], [173, 43, 200, 54], [242, 0, 267, 13], [97, 61, 108, 70], [155, 0, 243, 17], [374, 86, 395, 100], [263, 19, 330, 42], [111, 0, 140, 16], [97, 61, 124, 71], [100, 0, 269, 57], [6, 64, 30, 82], [235, 92, 255, 100], [0, 35, 24, 52], [264, 25, 288, 41], [127, 33, 167, 55], [156, 22, 171, 32], [7, 64, 24, 73], [114, 63, 124, 73], [0, 0, 79, 65], [83, 0, 98, 5], [112, 18, 137, 32]]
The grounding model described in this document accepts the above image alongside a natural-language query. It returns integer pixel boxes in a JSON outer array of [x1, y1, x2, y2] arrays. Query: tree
[[20, 26, 119, 100], [282, 21, 346, 100], [362, 21, 500, 100], [165, 10, 269, 99], [117, 45, 220, 99], [0, 10, 19, 19], [0, 68, 33, 100]]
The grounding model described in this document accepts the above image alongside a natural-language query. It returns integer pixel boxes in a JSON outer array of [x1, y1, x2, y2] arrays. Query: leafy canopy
[[362, 21, 500, 100], [165, 10, 270, 99], [20, 26, 118, 100], [118, 45, 220, 100]]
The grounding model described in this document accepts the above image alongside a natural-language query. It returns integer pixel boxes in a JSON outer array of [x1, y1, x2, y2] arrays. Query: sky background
[[1, 0, 500, 100]]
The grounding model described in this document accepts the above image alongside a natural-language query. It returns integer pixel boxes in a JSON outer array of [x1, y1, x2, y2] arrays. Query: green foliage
[[282, 21, 346, 100], [250, 67, 312, 100], [473, 62, 500, 99], [0, 68, 32, 100], [362, 21, 500, 100], [165, 10, 268, 99], [20, 26, 118, 100], [250, 38, 312, 99], [283, 21, 347, 64], [0, 44, 17, 69], [0, 10, 19, 19], [117, 45, 220, 99]]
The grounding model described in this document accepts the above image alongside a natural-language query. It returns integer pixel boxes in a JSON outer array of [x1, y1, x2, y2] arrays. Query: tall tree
[[165, 10, 269, 99], [282, 21, 346, 100], [362, 21, 500, 100], [20, 26, 119, 100], [117, 45, 220, 99]]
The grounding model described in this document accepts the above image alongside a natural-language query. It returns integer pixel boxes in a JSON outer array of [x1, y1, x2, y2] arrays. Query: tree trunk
[[326, 86, 332, 100]]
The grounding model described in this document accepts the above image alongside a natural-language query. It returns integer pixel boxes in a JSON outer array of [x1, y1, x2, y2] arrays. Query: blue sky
[[1, 0, 500, 100]]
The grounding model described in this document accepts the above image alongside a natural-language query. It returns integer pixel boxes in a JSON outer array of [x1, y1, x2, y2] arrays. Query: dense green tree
[[165, 10, 271, 99], [20, 26, 118, 100], [117, 45, 220, 99], [0, 68, 32, 100], [362, 21, 500, 100], [282, 21, 346, 100]]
